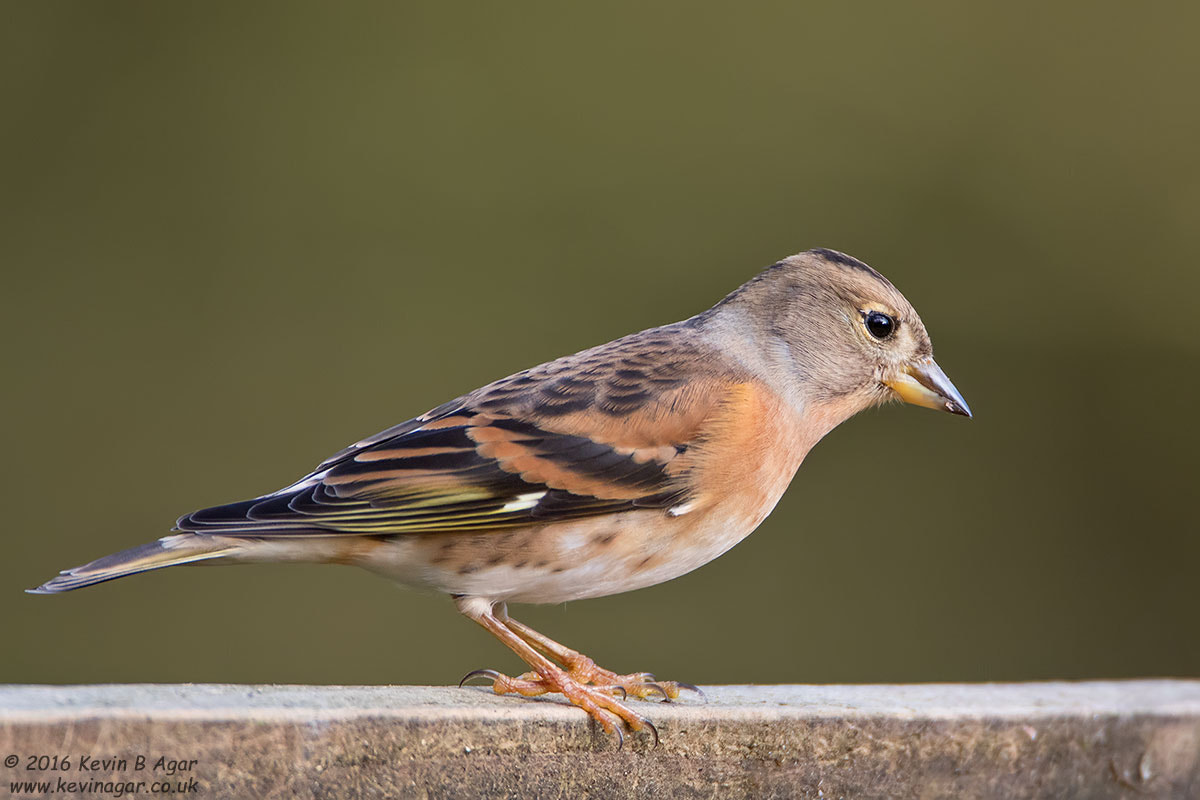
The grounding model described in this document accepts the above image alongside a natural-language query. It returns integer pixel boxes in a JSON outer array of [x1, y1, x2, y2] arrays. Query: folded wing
[[177, 326, 736, 538]]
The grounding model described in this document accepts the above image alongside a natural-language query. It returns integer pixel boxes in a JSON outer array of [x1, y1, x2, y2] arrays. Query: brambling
[[31, 248, 970, 745]]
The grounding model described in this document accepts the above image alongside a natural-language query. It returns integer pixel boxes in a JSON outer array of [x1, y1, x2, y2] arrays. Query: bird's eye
[[863, 311, 895, 340]]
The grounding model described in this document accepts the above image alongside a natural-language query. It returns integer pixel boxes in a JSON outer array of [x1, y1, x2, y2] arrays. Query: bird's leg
[[501, 615, 692, 701], [455, 597, 658, 745]]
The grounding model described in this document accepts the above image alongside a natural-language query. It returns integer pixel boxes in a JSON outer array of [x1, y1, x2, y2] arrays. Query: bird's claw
[[673, 681, 707, 702], [643, 717, 660, 748], [458, 668, 503, 687]]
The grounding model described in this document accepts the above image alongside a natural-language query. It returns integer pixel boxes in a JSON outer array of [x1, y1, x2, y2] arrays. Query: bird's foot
[[496, 616, 703, 702], [456, 604, 701, 744], [460, 666, 658, 747], [462, 657, 701, 703], [554, 654, 702, 702]]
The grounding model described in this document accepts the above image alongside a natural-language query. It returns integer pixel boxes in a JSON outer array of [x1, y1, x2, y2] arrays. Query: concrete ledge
[[2, 681, 1198, 799]]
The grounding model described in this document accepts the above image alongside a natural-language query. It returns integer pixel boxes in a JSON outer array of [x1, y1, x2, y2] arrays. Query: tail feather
[[28, 535, 239, 594]]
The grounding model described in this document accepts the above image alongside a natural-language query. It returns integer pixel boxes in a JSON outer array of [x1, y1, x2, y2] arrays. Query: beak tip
[[947, 400, 973, 419]]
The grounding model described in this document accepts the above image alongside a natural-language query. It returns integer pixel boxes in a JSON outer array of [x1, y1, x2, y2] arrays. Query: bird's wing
[[177, 326, 743, 537]]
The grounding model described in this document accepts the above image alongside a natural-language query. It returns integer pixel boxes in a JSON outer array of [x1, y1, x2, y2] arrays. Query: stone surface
[[2, 681, 1198, 799]]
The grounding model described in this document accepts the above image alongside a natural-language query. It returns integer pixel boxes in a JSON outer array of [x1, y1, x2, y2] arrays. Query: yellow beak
[[884, 357, 972, 418]]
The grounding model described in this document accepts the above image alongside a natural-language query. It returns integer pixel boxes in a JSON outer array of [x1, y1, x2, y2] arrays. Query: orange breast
[[679, 379, 855, 538]]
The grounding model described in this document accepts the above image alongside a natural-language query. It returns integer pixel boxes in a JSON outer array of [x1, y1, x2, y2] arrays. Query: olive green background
[[3, 3, 1197, 688]]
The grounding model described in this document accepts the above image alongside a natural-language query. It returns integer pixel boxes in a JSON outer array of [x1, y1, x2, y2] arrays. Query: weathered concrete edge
[[4, 682, 1200, 799]]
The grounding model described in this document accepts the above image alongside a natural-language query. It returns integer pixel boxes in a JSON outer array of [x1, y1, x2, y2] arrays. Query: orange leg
[[501, 615, 695, 701], [456, 598, 670, 746]]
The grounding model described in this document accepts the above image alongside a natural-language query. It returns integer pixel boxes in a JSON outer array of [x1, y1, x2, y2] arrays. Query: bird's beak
[[884, 357, 972, 418]]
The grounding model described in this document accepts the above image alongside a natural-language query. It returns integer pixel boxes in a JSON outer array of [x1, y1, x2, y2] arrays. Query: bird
[[30, 247, 970, 745]]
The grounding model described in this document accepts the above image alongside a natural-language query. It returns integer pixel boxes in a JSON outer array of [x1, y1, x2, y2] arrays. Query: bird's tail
[[28, 534, 240, 594]]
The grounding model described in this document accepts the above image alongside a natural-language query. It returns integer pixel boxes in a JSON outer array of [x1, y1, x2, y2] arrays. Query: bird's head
[[719, 248, 971, 420]]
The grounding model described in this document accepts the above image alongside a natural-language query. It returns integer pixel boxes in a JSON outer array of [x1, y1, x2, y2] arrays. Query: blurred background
[[3, 3, 1197, 688]]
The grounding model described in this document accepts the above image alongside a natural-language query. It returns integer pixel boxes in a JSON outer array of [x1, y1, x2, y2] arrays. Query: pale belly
[[350, 500, 777, 604]]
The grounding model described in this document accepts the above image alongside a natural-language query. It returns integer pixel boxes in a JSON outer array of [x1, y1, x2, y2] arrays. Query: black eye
[[864, 311, 895, 340]]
